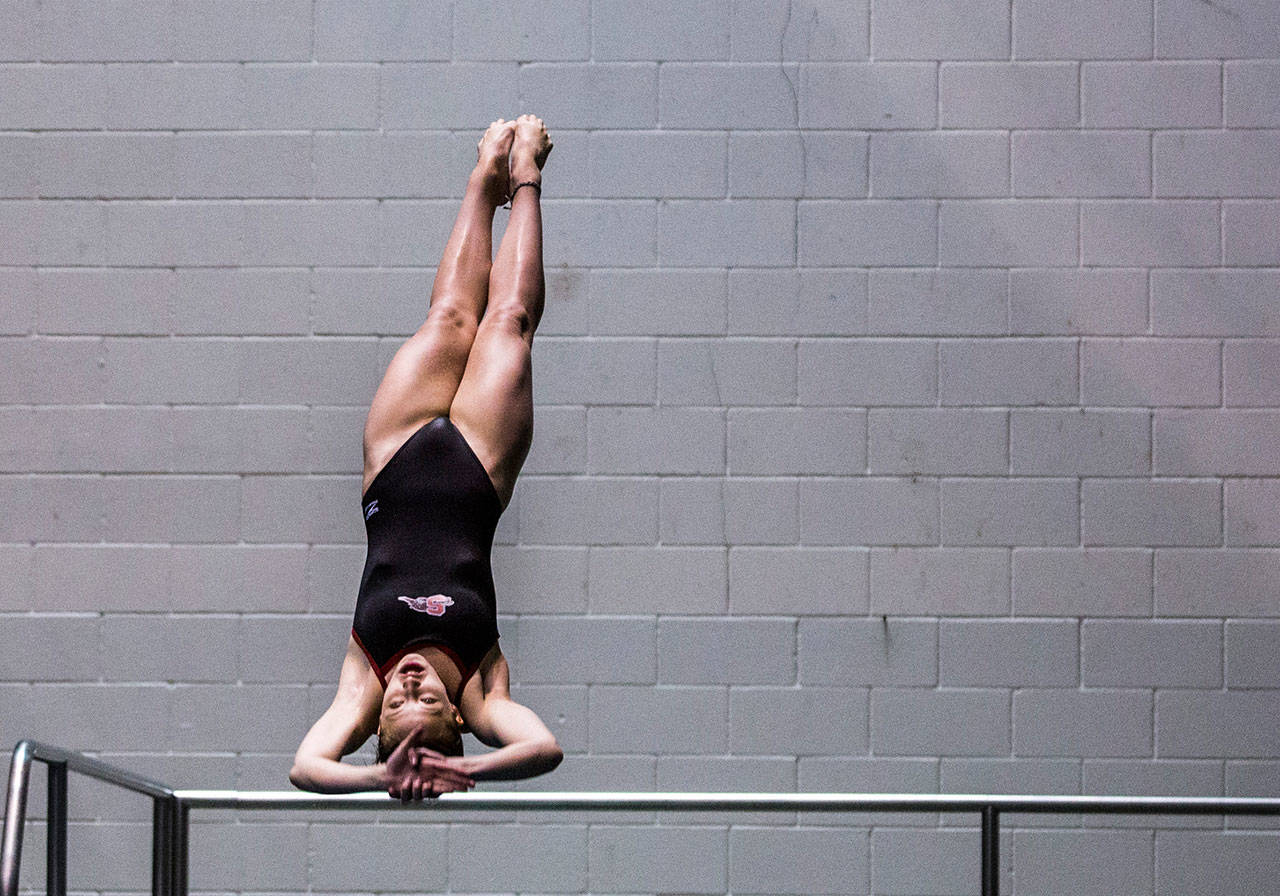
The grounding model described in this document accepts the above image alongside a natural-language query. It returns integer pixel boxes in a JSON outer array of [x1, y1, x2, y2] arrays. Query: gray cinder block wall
[[2, 1, 1279, 893]]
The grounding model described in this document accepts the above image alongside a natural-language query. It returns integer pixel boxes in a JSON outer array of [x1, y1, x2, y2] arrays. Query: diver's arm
[[289, 637, 385, 793], [456, 649, 563, 781]]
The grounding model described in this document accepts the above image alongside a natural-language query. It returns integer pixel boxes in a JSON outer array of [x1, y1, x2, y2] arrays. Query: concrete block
[[100, 614, 240, 683], [941, 337, 1077, 406], [0, 135, 37, 197], [1154, 270, 1280, 336], [382, 62, 519, 128], [1157, 831, 1280, 896], [1083, 478, 1222, 547], [940, 200, 1078, 266], [38, 200, 108, 266], [660, 338, 795, 407], [871, 547, 1010, 615], [0, 545, 33, 609], [306, 544, 365, 613], [455, 0, 590, 61], [0, 269, 36, 334], [105, 201, 242, 266], [870, 268, 1007, 335], [491, 545, 588, 613], [519, 407, 588, 476], [241, 474, 362, 546], [519, 616, 656, 684], [941, 757, 1079, 794], [1083, 61, 1220, 126], [1225, 201, 1280, 265], [871, 131, 1008, 198], [798, 338, 936, 407], [591, 825, 726, 894], [873, 0, 1008, 58], [102, 475, 241, 544], [1083, 758, 1223, 819], [38, 268, 172, 335], [940, 62, 1078, 127], [941, 619, 1078, 686], [508, 684, 588, 752], [798, 476, 939, 546], [0, 615, 101, 682], [1226, 478, 1280, 545], [1083, 620, 1222, 687], [661, 62, 800, 128], [732, 827, 867, 894], [724, 477, 800, 544], [57, 822, 154, 891], [307, 407, 364, 476], [730, 546, 869, 614], [591, 130, 725, 199], [102, 337, 238, 404], [170, 683, 308, 752], [450, 823, 587, 893], [871, 828, 977, 895], [1156, 548, 1280, 617], [536, 337, 655, 406], [1013, 130, 1150, 197], [1157, 690, 1280, 758], [588, 406, 724, 474], [799, 199, 936, 266], [40, 1, 172, 61], [589, 685, 727, 753], [659, 200, 795, 266], [1157, 130, 1280, 198], [1010, 268, 1148, 336], [594, 0, 730, 60], [1225, 341, 1280, 408], [105, 63, 242, 129], [589, 546, 727, 614], [1155, 410, 1280, 475], [799, 617, 938, 687], [1156, 0, 1280, 58], [17, 475, 104, 542], [167, 545, 308, 612], [872, 688, 1010, 756], [29, 407, 171, 473], [238, 616, 350, 684], [190, 822, 309, 891], [309, 822, 448, 891], [734, 0, 870, 61], [38, 132, 175, 198], [522, 63, 657, 128], [1082, 337, 1221, 406], [0, 1, 38, 60], [803, 130, 871, 197], [314, 0, 449, 61], [173, 133, 310, 199], [174, 0, 310, 61], [173, 268, 310, 336], [729, 407, 865, 475], [1013, 0, 1152, 59], [1015, 688, 1152, 757], [868, 408, 1007, 474], [1014, 830, 1153, 895], [1225, 61, 1280, 126], [658, 477, 726, 545], [1082, 200, 1220, 266], [0, 66, 108, 130], [547, 200, 659, 268], [171, 406, 310, 474], [660, 754, 795, 794], [519, 476, 657, 545], [731, 686, 868, 755], [29, 683, 170, 751], [0, 201, 37, 264], [729, 131, 805, 198], [590, 269, 725, 335], [659, 617, 795, 684], [729, 268, 867, 336], [800, 63, 936, 128], [1011, 409, 1151, 476]]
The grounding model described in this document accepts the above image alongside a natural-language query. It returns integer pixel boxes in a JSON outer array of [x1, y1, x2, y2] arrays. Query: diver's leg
[[362, 120, 514, 493], [450, 115, 552, 507]]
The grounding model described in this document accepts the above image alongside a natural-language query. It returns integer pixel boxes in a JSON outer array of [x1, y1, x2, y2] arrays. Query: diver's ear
[[455, 708, 468, 732]]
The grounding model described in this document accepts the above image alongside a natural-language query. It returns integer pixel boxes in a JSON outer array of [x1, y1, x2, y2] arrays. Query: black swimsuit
[[352, 416, 503, 690]]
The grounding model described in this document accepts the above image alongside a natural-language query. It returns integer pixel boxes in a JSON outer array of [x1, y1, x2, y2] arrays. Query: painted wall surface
[[3, 1, 1280, 893]]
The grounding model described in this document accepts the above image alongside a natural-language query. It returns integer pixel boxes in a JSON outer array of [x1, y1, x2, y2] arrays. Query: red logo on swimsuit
[[398, 594, 454, 616]]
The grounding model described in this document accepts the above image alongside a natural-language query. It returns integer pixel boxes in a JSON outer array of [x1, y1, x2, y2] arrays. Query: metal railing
[[6, 740, 1280, 896]]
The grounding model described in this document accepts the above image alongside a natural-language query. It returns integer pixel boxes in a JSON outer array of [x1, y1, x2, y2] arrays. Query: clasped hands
[[384, 725, 475, 801]]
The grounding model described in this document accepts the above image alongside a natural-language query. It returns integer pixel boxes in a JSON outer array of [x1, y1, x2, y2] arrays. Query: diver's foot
[[475, 119, 515, 204], [509, 114, 552, 193]]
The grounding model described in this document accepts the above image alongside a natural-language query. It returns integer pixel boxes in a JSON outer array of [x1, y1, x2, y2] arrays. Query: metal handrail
[[7, 739, 1280, 896]]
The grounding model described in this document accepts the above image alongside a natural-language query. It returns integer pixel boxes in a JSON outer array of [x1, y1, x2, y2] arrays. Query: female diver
[[290, 115, 562, 800]]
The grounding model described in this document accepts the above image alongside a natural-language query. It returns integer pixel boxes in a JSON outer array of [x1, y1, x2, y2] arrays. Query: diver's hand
[[408, 750, 476, 799], [385, 727, 474, 801]]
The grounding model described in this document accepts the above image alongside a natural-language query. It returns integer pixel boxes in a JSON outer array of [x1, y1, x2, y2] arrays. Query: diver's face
[[379, 654, 458, 742]]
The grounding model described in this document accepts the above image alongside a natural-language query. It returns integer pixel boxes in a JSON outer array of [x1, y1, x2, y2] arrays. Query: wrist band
[[505, 181, 541, 207]]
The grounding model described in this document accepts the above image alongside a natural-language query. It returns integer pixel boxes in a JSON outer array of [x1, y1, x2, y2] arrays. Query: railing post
[[981, 804, 999, 896], [45, 762, 67, 896], [2, 743, 34, 896], [171, 801, 188, 896], [152, 798, 172, 896]]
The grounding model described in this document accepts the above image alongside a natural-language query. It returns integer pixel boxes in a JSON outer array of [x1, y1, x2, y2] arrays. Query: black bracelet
[[505, 181, 541, 207]]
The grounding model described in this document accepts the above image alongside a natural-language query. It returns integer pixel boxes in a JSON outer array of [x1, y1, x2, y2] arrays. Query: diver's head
[[375, 654, 464, 762]]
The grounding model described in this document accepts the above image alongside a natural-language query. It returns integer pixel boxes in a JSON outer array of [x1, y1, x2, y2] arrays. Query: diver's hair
[[375, 719, 464, 765]]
